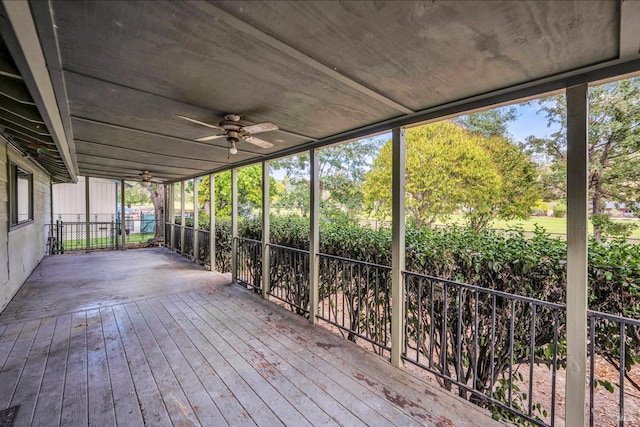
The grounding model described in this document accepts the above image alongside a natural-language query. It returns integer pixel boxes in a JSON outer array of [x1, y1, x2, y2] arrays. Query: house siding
[[1, 136, 52, 313]]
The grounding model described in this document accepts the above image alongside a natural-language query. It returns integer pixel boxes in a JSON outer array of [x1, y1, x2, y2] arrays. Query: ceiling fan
[[176, 113, 277, 154], [139, 170, 165, 183]]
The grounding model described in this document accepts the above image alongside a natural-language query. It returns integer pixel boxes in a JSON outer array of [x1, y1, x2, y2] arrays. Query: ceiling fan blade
[[176, 114, 223, 130], [244, 135, 274, 148], [243, 122, 278, 134], [196, 134, 226, 142]]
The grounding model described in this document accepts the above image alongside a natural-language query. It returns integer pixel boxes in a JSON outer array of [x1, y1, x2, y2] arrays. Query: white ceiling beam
[[1, 0, 78, 181]]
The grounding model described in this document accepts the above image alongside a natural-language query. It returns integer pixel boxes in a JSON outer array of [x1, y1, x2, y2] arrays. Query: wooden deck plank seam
[[0, 322, 26, 371], [183, 290, 412, 426], [135, 299, 228, 425], [122, 302, 201, 426], [13, 317, 57, 424], [163, 293, 288, 426], [32, 314, 72, 426], [143, 298, 256, 426], [1, 319, 42, 409], [167, 293, 308, 426], [99, 307, 145, 426], [152, 294, 275, 426], [172, 292, 349, 427], [174, 291, 376, 427], [111, 304, 174, 426], [194, 285, 480, 426]]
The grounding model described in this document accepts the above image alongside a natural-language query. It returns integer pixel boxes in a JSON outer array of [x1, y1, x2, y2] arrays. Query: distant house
[[604, 201, 637, 218], [52, 176, 118, 222]]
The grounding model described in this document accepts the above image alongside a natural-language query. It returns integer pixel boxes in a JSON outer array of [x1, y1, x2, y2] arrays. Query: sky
[[507, 103, 557, 143]]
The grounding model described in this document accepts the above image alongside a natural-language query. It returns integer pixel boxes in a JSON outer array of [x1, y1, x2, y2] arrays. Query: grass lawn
[[436, 215, 640, 239], [61, 232, 155, 249]]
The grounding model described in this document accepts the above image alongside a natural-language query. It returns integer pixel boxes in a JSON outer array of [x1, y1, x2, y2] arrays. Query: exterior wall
[[53, 176, 117, 222], [1, 136, 52, 313]]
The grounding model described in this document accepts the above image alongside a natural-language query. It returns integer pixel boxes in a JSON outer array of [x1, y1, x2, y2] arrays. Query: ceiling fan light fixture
[[229, 139, 238, 155]]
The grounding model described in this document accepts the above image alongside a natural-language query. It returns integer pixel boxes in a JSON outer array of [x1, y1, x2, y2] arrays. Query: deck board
[[0, 319, 40, 409], [0, 249, 503, 426], [10, 316, 56, 426], [31, 314, 71, 425], [112, 304, 173, 426], [99, 307, 144, 427], [135, 299, 228, 425], [60, 311, 88, 426]]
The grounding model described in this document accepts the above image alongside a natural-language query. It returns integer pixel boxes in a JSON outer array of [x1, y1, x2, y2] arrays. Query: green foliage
[[531, 201, 550, 216], [454, 106, 518, 139], [125, 182, 152, 206], [529, 78, 640, 239], [552, 203, 566, 218], [197, 167, 277, 219], [236, 217, 640, 421], [364, 122, 539, 230], [272, 139, 385, 217], [591, 213, 637, 239]]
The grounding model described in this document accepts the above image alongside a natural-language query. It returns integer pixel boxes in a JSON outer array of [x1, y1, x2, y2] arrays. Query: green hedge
[[199, 214, 640, 422]]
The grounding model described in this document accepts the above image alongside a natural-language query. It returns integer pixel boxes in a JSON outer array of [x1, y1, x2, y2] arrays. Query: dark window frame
[[9, 162, 34, 228]]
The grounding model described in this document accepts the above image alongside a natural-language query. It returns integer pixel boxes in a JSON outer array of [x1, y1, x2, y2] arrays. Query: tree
[[272, 138, 385, 218], [364, 122, 539, 230], [140, 182, 164, 238], [125, 182, 152, 206], [528, 78, 640, 240], [197, 166, 277, 220], [454, 106, 518, 139]]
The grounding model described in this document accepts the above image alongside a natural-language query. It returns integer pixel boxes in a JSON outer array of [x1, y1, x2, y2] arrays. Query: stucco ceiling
[[1, 1, 639, 183]]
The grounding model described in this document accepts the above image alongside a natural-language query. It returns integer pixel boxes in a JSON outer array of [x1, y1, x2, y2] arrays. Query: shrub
[[552, 204, 566, 218]]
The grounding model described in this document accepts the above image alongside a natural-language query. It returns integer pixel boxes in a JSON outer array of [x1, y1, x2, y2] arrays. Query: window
[[10, 163, 33, 226]]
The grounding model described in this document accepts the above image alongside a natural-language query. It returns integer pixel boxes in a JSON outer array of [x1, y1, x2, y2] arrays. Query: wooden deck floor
[[0, 248, 501, 426]]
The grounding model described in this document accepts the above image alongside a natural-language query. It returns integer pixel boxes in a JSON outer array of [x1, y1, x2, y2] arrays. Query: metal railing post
[[309, 149, 320, 324], [262, 161, 270, 298], [566, 82, 588, 427], [391, 127, 406, 368]]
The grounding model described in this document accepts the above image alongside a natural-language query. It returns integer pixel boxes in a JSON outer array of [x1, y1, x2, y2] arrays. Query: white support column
[[309, 149, 320, 324], [163, 184, 167, 246], [565, 82, 589, 427], [262, 161, 270, 298], [391, 127, 406, 368], [85, 176, 90, 251], [193, 177, 199, 263], [120, 179, 126, 249], [180, 180, 185, 256], [209, 174, 216, 271], [169, 184, 175, 250], [231, 169, 238, 283]]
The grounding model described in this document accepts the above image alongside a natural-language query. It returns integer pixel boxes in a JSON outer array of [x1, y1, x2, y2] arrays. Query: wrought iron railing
[[173, 224, 182, 253], [197, 229, 210, 265], [164, 222, 171, 247], [403, 271, 564, 426], [236, 237, 262, 291], [46, 219, 159, 254], [268, 244, 310, 316], [317, 253, 392, 354], [184, 226, 194, 258], [589, 310, 640, 427]]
